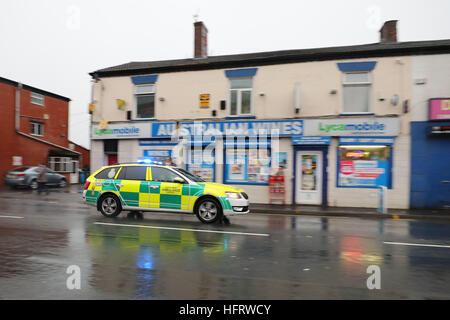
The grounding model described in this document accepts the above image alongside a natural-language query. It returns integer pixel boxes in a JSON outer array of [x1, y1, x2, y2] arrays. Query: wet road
[[1, 186, 450, 299]]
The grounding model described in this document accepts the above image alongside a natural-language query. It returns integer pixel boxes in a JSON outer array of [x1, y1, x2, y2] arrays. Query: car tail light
[[16, 173, 25, 177], [84, 181, 91, 190]]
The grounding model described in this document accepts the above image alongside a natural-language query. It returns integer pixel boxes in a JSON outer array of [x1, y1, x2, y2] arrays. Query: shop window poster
[[188, 149, 215, 182], [301, 154, 317, 191], [338, 146, 390, 188]]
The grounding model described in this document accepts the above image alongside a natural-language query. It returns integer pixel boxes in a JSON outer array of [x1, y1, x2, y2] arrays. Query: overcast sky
[[1, 0, 450, 149]]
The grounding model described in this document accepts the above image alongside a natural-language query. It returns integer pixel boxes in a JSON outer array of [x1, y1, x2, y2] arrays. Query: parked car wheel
[[99, 194, 122, 218], [30, 179, 38, 190], [195, 197, 223, 224]]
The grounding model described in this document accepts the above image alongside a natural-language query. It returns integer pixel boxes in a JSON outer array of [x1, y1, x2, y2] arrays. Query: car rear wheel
[[99, 194, 122, 218], [195, 197, 222, 224]]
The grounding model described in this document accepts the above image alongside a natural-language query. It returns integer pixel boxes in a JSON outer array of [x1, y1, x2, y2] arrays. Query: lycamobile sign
[[318, 121, 385, 133], [304, 118, 400, 136], [92, 123, 151, 139]]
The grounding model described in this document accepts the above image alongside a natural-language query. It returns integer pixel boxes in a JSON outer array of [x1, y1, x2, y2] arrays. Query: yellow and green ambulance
[[83, 164, 249, 223]]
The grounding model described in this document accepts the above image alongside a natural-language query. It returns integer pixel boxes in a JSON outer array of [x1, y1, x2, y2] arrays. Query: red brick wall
[[71, 142, 90, 169], [0, 81, 72, 184]]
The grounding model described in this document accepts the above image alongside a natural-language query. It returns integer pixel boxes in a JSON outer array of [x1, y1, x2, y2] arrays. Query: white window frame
[[31, 92, 45, 106], [30, 121, 43, 136], [134, 84, 156, 120], [49, 157, 73, 173], [341, 71, 372, 114], [229, 78, 254, 116]]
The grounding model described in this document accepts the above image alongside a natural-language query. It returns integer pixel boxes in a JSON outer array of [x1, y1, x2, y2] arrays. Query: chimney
[[194, 21, 208, 58], [379, 20, 398, 43]]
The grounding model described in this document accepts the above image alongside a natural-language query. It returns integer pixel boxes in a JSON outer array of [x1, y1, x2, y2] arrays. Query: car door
[[46, 169, 58, 185], [149, 166, 189, 210], [114, 166, 150, 208]]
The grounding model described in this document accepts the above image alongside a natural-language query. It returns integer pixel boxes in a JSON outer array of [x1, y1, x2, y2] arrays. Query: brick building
[[0, 76, 89, 184]]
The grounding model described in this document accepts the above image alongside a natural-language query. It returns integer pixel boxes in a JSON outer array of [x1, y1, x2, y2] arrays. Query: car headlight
[[226, 192, 242, 199]]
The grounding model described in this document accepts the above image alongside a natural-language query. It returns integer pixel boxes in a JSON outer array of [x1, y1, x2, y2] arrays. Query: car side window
[[151, 167, 184, 183], [95, 167, 119, 180], [122, 166, 147, 181]]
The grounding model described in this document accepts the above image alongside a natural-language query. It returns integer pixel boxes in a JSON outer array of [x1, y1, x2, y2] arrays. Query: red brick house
[[0, 76, 89, 184]]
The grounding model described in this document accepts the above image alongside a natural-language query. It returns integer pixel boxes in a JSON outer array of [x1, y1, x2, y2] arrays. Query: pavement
[[251, 203, 450, 222]]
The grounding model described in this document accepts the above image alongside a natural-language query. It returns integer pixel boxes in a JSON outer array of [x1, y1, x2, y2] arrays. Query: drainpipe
[[15, 83, 22, 132]]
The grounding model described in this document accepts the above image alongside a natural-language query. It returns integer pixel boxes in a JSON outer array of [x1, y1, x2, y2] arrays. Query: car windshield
[[172, 167, 205, 182], [11, 166, 31, 172]]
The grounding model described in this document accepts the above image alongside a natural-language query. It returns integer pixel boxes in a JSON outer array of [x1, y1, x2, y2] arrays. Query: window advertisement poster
[[301, 154, 318, 191], [187, 148, 215, 182], [225, 148, 271, 184], [248, 149, 270, 183], [225, 149, 248, 183], [338, 146, 390, 188]]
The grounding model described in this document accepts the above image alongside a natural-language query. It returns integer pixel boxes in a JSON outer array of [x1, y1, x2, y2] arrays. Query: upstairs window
[[31, 92, 45, 106], [30, 121, 43, 136], [342, 72, 371, 113], [230, 78, 253, 116], [134, 84, 155, 119]]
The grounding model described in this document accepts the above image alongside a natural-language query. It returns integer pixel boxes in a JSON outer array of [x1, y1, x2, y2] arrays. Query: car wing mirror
[[173, 177, 185, 184]]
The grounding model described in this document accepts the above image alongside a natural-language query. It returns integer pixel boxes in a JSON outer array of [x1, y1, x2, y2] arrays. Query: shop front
[[411, 98, 450, 208]]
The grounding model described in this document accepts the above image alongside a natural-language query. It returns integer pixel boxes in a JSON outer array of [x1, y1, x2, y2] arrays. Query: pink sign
[[430, 99, 450, 120]]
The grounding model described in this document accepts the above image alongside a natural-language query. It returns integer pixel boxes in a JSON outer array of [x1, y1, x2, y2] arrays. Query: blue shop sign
[[150, 122, 177, 138], [292, 136, 331, 145], [339, 137, 395, 145], [179, 120, 303, 137]]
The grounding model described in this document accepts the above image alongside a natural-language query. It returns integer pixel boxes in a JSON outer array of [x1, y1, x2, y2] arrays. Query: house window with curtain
[[342, 72, 371, 113]]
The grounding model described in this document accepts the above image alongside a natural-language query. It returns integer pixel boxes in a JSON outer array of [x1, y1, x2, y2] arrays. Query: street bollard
[[378, 185, 387, 214]]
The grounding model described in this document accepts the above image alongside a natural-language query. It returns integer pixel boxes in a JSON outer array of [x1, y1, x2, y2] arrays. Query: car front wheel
[[195, 198, 222, 224], [99, 194, 122, 218], [59, 179, 66, 188]]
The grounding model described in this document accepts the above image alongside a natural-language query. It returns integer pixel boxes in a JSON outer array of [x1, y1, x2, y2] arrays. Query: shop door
[[107, 154, 118, 166], [296, 151, 322, 205]]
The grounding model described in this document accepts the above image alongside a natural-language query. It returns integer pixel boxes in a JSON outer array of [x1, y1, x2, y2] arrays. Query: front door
[[296, 151, 322, 205], [149, 166, 188, 210]]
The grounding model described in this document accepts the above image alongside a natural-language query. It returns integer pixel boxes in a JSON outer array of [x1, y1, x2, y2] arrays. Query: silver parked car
[[4, 166, 67, 189]]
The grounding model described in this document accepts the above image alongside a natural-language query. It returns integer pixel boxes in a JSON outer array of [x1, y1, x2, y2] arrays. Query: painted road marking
[[0, 215, 24, 219], [94, 222, 270, 237], [383, 241, 450, 249]]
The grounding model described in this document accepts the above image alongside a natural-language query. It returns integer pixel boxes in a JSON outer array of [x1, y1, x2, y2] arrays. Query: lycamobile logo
[[94, 127, 140, 136], [319, 121, 385, 132]]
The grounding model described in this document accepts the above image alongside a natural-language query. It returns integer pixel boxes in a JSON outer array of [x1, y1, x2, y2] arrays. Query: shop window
[[31, 92, 45, 106], [135, 84, 155, 119], [224, 147, 270, 184], [229, 78, 253, 116], [30, 121, 43, 136], [337, 145, 392, 188], [187, 147, 215, 182], [342, 72, 371, 113]]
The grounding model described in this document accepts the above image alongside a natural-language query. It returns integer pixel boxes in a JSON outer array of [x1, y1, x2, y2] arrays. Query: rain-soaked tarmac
[[1, 185, 450, 300]]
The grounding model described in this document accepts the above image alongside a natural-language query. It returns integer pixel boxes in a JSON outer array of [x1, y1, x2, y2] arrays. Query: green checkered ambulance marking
[[86, 166, 240, 213]]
